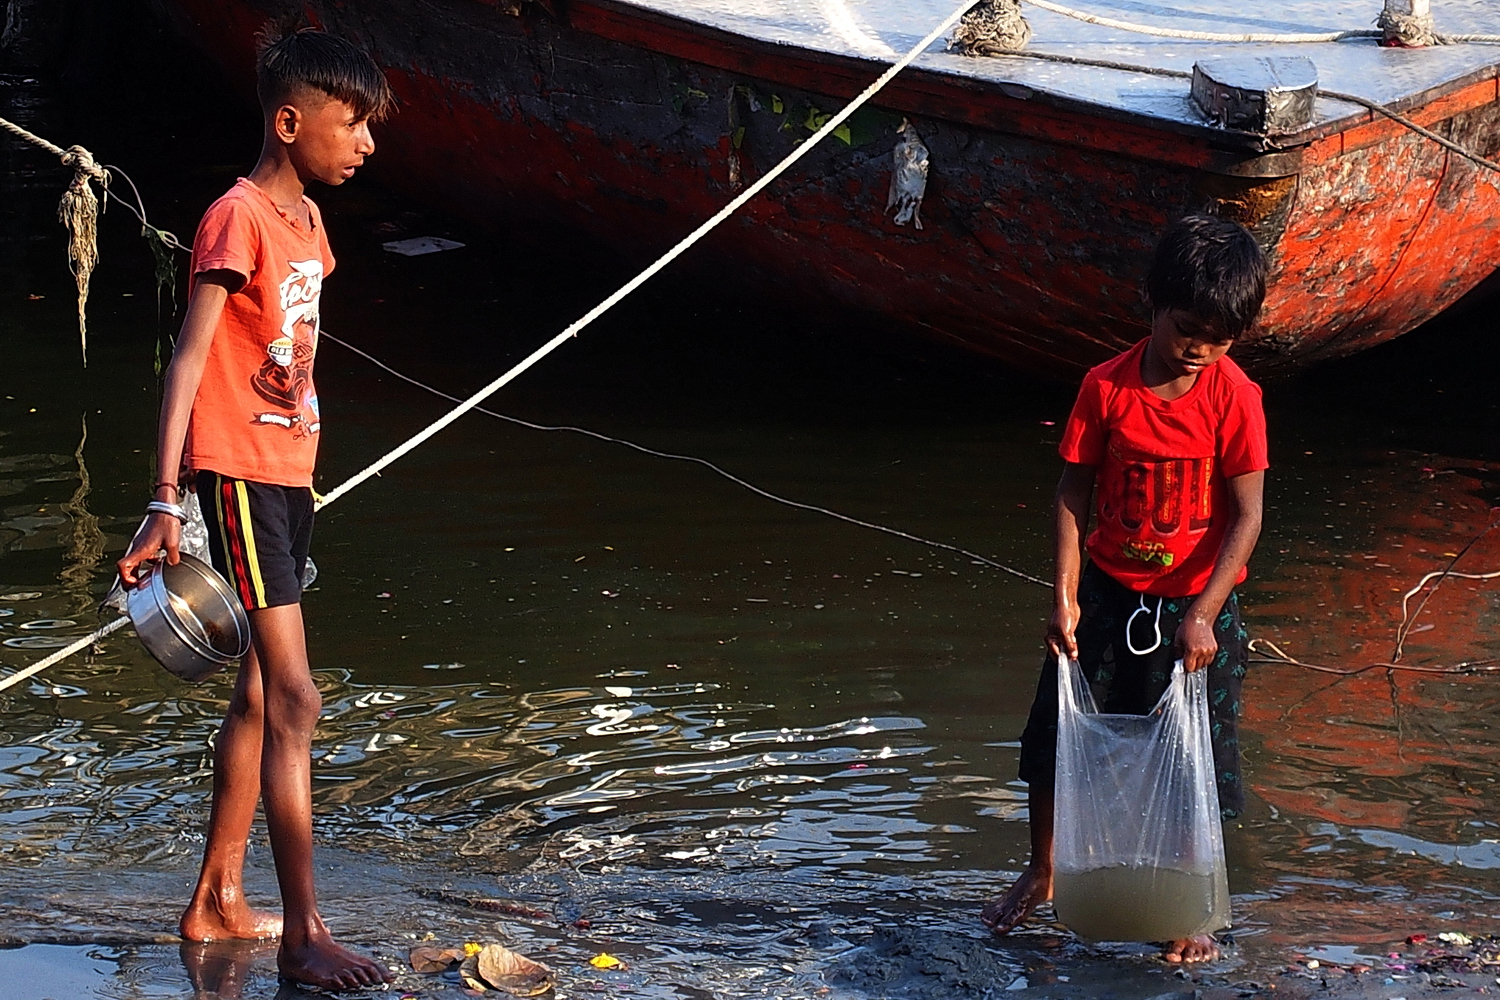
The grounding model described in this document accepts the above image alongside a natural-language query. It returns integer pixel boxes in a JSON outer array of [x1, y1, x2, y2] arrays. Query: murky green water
[[3, 25, 1500, 1000]]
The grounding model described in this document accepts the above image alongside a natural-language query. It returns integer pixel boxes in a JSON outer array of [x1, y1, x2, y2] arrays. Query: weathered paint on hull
[[155, 0, 1500, 376]]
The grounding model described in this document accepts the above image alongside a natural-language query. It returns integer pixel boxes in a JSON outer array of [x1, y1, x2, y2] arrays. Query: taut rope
[[313, 0, 982, 508], [1017, 0, 1500, 45], [0, 0, 985, 695], [320, 331, 1054, 588]]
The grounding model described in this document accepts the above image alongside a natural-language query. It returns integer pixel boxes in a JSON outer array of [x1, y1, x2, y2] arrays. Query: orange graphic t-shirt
[[183, 179, 335, 488]]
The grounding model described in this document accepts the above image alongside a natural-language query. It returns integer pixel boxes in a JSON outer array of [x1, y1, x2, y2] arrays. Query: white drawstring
[[1126, 592, 1165, 656]]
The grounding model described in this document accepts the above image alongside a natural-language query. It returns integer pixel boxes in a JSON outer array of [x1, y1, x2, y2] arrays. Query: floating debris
[[383, 236, 466, 256], [588, 953, 626, 971], [415, 941, 554, 995]]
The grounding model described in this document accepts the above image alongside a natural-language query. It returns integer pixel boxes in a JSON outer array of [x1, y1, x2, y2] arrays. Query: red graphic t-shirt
[[182, 179, 335, 488], [1059, 339, 1269, 597]]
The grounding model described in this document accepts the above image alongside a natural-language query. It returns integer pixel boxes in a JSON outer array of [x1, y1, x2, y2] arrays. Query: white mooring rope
[[1021, 0, 1500, 44], [1025, 0, 1379, 43], [0, 0, 982, 696], [312, 0, 982, 509]]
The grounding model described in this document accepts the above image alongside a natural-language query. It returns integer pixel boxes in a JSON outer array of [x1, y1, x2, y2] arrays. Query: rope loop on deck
[[1377, 6, 1440, 47], [951, 0, 1032, 56]]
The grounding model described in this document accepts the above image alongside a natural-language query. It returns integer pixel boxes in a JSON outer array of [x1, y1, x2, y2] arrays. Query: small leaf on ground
[[589, 953, 627, 970], [410, 945, 465, 973], [460, 954, 489, 992]]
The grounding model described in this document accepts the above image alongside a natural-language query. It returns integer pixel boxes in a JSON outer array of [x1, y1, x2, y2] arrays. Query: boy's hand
[[116, 513, 182, 588], [1046, 599, 1081, 660], [1175, 614, 1218, 672]]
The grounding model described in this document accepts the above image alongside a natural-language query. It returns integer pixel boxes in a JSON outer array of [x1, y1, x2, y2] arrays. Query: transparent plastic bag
[[102, 490, 317, 612], [1051, 655, 1230, 942], [102, 490, 213, 614]]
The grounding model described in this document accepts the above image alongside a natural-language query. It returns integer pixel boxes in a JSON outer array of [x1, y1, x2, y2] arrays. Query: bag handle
[[1056, 654, 1100, 715]]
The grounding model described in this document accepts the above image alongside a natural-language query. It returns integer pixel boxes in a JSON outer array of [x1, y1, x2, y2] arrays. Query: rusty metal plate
[[619, 0, 1500, 134]]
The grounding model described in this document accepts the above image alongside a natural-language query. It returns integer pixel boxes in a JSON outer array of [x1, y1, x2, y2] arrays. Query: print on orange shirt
[[184, 178, 335, 488], [250, 258, 324, 436]]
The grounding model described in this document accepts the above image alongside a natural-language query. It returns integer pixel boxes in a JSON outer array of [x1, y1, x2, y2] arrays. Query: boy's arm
[[1176, 469, 1264, 672], [1048, 461, 1095, 659], [116, 272, 240, 586]]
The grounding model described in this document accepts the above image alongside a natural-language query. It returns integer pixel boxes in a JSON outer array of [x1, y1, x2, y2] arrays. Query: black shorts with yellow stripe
[[197, 471, 315, 611]]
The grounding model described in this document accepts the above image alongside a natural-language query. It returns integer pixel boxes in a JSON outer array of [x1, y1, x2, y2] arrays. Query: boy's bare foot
[[980, 863, 1053, 935], [181, 887, 284, 941], [279, 935, 393, 991], [1163, 935, 1220, 963]]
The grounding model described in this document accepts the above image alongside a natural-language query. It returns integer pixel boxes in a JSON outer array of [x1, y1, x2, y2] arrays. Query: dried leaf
[[589, 952, 626, 970], [410, 945, 465, 974], [460, 954, 489, 992], [476, 943, 555, 996]]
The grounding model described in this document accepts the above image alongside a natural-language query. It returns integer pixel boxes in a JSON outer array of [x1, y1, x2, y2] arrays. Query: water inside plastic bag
[[1051, 656, 1230, 942]]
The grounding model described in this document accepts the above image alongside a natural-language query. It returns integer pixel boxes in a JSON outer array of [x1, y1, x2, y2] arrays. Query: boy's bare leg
[[981, 786, 1054, 934], [181, 647, 284, 941], [251, 603, 392, 989]]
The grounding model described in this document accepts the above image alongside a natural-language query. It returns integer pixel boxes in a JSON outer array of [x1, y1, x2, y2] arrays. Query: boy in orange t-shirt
[[117, 30, 393, 991], [982, 216, 1270, 964]]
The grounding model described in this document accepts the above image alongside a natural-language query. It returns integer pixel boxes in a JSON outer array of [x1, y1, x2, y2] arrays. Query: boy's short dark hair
[[1144, 215, 1268, 339], [257, 28, 393, 122]]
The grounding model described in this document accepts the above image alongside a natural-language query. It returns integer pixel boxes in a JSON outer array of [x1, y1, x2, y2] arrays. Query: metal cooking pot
[[126, 553, 251, 682]]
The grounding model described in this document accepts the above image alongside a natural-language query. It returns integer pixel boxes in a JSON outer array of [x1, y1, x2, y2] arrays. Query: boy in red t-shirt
[[116, 30, 393, 991], [982, 216, 1270, 964]]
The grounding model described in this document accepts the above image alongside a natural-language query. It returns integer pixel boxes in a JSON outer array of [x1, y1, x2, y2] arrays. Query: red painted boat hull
[[153, 0, 1500, 377]]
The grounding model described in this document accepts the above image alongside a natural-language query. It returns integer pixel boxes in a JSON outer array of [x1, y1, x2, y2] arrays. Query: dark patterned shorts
[[197, 471, 315, 611], [1017, 561, 1251, 819]]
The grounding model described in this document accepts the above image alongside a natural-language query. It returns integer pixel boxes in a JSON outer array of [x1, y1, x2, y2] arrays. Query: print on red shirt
[[1060, 340, 1268, 597]]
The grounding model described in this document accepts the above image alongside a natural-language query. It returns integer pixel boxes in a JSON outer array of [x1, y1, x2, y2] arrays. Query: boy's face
[[1149, 308, 1234, 379], [274, 91, 375, 186]]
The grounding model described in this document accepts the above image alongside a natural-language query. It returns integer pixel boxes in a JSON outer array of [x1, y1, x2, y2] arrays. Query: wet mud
[[2, 6, 1500, 999]]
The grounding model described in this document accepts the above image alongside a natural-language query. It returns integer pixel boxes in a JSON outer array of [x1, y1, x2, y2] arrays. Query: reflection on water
[[3, 29, 1500, 1000]]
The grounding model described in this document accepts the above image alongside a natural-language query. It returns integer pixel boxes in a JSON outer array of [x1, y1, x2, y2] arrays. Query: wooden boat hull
[[153, 0, 1500, 376]]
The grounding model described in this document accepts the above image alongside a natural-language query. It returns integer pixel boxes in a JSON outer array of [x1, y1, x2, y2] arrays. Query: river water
[[2, 31, 1500, 1000]]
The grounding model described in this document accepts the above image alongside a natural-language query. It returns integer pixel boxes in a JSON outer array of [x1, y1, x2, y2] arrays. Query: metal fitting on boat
[[1191, 56, 1319, 136]]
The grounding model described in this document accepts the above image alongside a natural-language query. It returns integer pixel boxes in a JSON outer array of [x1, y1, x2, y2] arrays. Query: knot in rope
[[1376, 7, 1442, 47], [951, 0, 1032, 55], [56, 143, 108, 367], [60, 143, 109, 183]]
